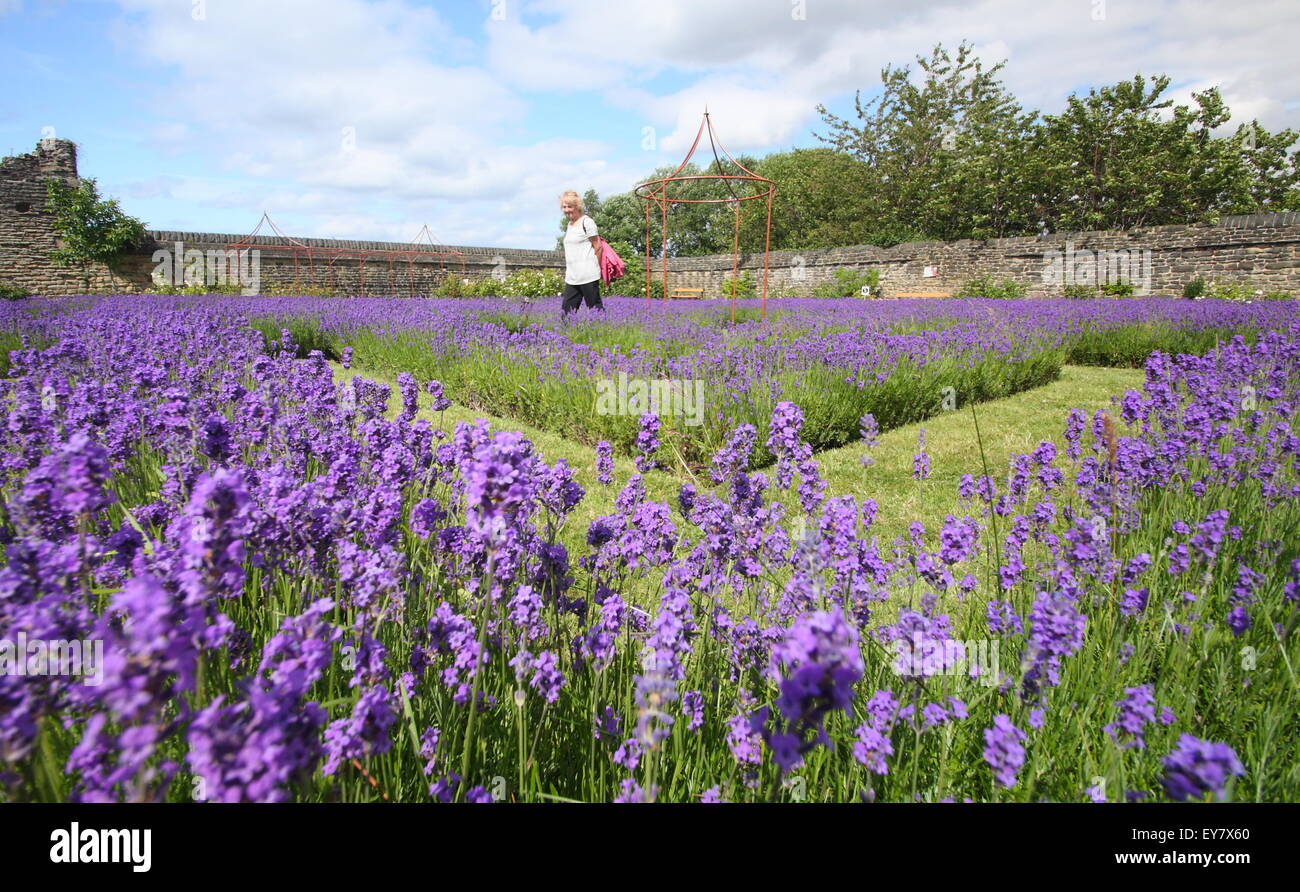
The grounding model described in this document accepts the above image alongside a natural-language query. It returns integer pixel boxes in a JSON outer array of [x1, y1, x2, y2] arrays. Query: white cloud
[[502, 0, 1300, 137], [75, 0, 1300, 248]]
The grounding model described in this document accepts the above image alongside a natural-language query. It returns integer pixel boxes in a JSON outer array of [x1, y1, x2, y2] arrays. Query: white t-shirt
[[563, 214, 600, 285]]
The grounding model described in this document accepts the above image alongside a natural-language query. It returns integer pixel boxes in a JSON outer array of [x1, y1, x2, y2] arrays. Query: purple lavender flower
[[1160, 735, 1245, 801], [1189, 509, 1231, 564], [1021, 590, 1086, 697], [677, 482, 696, 518], [420, 727, 441, 776], [767, 401, 806, 489], [760, 607, 864, 774], [887, 610, 964, 679], [939, 514, 980, 564], [859, 413, 879, 468], [1226, 606, 1252, 636], [463, 430, 536, 544], [913, 428, 930, 480], [632, 671, 677, 747], [594, 706, 622, 743], [852, 722, 894, 774], [1284, 558, 1300, 604], [595, 440, 614, 485], [710, 424, 757, 483], [612, 738, 643, 771], [983, 715, 1028, 788], [922, 703, 950, 728], [635, 413, 660, 473], [14, 431, 114, 536], [466, 786, 494, 803], [613, 778, 652, 803], [725, 711, 762, 768], [682, 690, 704, 731], [1120, 587, 1149, 617], [986, 600, 1024, 637], [528, 651, 565, 704], [1104, 684, 1157, 750], [409, 498, 447, 540], [322, 685, 397, 776], [398, 372, 419, 421], [1063, 409, 1087, 462], [426, 378, 451, 412]]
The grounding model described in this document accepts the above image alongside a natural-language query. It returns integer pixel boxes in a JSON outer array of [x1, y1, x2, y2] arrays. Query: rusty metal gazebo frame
[[228, 213, 467, 296], [633, 110, 776, 322]]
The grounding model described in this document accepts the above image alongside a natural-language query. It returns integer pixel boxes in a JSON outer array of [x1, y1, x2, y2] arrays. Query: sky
[[1, 0, 1298, 250]]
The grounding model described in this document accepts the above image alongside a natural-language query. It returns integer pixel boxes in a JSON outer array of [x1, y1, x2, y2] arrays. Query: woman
[[559, 190, 604, 315]]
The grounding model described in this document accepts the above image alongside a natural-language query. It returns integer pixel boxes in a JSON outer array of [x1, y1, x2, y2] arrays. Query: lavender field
[[1, 295, 1297, 803]]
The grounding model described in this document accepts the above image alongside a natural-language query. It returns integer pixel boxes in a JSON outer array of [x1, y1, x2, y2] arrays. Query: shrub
[[1061, 284, 1097, 299], [433, 276, 466, 298], [0, 280, 30, 301], [769, 283, 807, 298], [957, 274, 1028, 299], [503, 268, 564, 298], [45, 176, 147, 292], [812, 267, 880, 299], [462, 277, 504, 298], [1183, 277, 1208, 300], [150, 279, 247, 296], [1207, 281, 1257, 302], [1101, 279, 1137, 298], [264, 281, 338, 297], [606, 240, 644, 296], [722, 270, 757, 299]]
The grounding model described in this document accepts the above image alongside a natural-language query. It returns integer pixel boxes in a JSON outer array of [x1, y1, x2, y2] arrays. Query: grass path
[[333, 362, 1146, 561]]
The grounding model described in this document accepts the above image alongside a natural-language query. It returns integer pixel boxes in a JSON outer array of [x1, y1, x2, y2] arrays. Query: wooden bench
[[891, 291, 952, 299], [671, 288, 705, 299]]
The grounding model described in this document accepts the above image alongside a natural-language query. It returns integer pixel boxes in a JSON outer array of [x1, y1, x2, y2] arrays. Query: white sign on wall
[[922, 266, 938, 278]]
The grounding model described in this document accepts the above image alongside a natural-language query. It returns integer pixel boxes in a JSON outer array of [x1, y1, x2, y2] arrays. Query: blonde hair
[[559, 190, 584, 212]]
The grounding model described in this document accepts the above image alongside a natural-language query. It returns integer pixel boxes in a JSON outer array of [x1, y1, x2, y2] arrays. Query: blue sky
[[2, 0, 1296, 249]]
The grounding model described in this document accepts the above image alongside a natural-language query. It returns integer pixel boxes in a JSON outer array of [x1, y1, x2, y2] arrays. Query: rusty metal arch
[[634, 110, 776, 322]]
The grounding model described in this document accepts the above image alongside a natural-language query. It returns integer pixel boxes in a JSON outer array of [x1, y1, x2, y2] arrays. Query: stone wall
[[3, 139, 1299, 298], [0, 139, 565, 297], [114, 231, 566, 296], [0, 139, 126, 294], [644, 212, 1300, 298]]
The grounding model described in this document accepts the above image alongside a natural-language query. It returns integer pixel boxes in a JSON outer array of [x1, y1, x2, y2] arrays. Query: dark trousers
[[561, 280, 602, 314]]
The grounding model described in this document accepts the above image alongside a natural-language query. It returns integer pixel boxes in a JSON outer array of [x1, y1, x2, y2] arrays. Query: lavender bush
[[0, 297, 1294, 802]]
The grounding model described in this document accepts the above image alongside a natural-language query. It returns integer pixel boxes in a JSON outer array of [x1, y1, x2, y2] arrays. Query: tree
[[560, 46, 1300, 259], [750, 148, 874, 249], [814, 41, 1038, 243], [45, 177, 147, 293], [1022, 77, 1299, 232]]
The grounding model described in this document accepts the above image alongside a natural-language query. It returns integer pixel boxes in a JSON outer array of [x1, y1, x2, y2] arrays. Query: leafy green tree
[[45, 177, 147, 292], [1223, 117, 1300, 213], [750, 148, 873, 249], [1029, 77, 1299, 231], [585, 191, 648, 253], [562, 45, 1299, 258], [815, 41, 1038, 243]]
